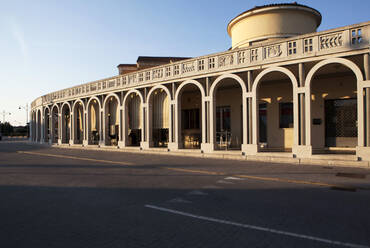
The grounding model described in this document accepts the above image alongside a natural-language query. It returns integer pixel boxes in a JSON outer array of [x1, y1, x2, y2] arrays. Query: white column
[[40, 108, 44, 143], [174, 97, 181, 148], [83, 110, 88, 146], [242, 71, 256, 155], [69, 113, 74, 145], [58, 113, 62, 144], [168, 100, 178, 151], [49, 111, 53, 144], [200, 77, 213, 152], [99, 109, 105, 146], [365, 53, 370, 147], [118, 105, 125, 148], [201, 97, 206, 145], [36, 110, 40, 142]]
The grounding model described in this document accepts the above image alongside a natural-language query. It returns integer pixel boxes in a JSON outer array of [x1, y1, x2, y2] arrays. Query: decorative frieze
[[263, 44, 282, 59], [320, 32, 343, 49], [219, 54, 234, 67], [182, 61, 195, 73]]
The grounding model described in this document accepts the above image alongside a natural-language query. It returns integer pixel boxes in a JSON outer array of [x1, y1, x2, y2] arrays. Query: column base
[[98, 141, 105, 147], [69, 139, 74, 145], [201, 143, 214, 153], [167, 142, 179, 151], [242, 144, 258, 155], [117, 141, 125, 148], [356, 146, 370, 161], [58, 139, 62, 145], [292, 145, 312, 158], [141, 141, 152, 150], [83, 140, 89, 146]]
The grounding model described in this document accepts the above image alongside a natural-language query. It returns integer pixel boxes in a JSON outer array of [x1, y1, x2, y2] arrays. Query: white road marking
[[187, 190, 208, 196], [202, 185, 222, 189], [167, 198, 192, 204], [216, 180, 234, 184], [145, 204, 370, 248], [224, 176, 244, 180]]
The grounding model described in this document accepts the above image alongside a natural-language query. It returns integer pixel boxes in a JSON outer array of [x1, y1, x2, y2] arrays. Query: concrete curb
[[48, 143, 370, 169]]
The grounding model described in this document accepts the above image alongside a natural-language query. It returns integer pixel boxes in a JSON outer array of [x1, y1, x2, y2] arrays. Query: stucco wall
[[258, 80, 293, 148]]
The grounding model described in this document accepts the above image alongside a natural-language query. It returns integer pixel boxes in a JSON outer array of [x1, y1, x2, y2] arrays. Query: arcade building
[[30, 3, 370, 162]]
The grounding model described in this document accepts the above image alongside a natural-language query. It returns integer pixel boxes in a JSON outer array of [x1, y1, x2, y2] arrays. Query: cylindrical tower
[[227, 3, 322, 49]]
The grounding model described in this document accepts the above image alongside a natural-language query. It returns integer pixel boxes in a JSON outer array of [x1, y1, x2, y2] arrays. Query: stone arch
[[147, 85, 172, 102], [123, 89, 144, 107], [72, 99, 85, 112], [103, 93, 121, 108], [43, 106, 50, 117], [251, 66, 299, 150], [305, 57, 363, 89], [87, 96, 102, 110], [210, 73, 247, 98], [147, 85, 172, 147], [305, 57, 363, 148], [36, 109, 42, 142], [252, 66, 298, 93], [61, 102, 72, 113], [51, 104, 60, 114], [86, 96, 102, 145], [72, 99, 85, 144], [103, 93, 121, 146], [61, 102, 72, 144], [175, 80, 206, 148], [209, 73, 247, 150], [175, 80, 206, 101], [43, 106, 51, 142], [50, 104, 60, 143], [123, 89, 144, 147]]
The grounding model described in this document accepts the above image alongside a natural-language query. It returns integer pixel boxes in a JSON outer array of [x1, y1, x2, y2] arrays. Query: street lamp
[[1, 111, 11, 123], [19, 104, 29, 124]]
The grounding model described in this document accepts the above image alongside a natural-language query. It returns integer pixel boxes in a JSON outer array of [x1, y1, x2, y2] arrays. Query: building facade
[[30, 3, 370, 161]]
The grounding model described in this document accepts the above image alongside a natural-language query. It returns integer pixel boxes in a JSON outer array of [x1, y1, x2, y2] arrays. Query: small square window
[[198, 59, 205, 71], [250, 49, 258, 61], [351, 28, 362, 45], [174, 65, 180, 75], [238, 51, 246, 64], [304, 38, 313, 53], [288, 41, 297, 55], [208, 57, 215, 69], [138, 73, 143, 82], [165, 67, 171, 77], [145, 71, 151, 81]]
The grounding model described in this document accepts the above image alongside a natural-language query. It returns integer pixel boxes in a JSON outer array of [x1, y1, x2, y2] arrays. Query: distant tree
[[0, 122, 14, 136]]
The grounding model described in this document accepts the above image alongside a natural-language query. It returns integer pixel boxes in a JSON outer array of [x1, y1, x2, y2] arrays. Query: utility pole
[[1, 110, 11, 123]]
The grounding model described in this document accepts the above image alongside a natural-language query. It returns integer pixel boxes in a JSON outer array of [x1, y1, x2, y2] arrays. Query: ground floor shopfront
[[30, 55, 370, 162]]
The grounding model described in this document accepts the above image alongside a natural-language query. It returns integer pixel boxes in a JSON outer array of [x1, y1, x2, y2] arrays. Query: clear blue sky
[[0, 0, 369, 125]]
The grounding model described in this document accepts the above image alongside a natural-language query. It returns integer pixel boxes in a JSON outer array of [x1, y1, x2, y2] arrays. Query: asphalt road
[[1, 140, 370, 248]]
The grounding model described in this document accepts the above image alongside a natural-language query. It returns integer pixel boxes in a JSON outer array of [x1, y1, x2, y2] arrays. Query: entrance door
[[325, 99, 357, 147], [259, 103, 267, 144]]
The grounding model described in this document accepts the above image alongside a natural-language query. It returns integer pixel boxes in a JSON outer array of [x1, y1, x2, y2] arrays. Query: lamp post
[[1, 111, 11, 123], [18, 104, 29, 124]]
